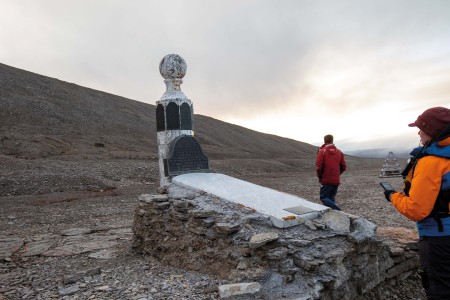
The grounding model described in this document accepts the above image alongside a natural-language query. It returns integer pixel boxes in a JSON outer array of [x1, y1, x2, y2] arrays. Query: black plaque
[[180, 103, 192, 130], [156, 104, 165, 132], [166, 102, 180, 130], [164, 135, 209, 177]]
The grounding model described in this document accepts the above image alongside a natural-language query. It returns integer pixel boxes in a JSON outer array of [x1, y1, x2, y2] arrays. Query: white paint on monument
[[156, 54, 194, 187], [172, 173, 329, 228]]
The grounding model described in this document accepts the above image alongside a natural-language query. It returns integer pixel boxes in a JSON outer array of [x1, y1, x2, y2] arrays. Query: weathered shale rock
[[249, 232, 279, 249], [132, 184, 419, 299], [218, 282, 262, 298]]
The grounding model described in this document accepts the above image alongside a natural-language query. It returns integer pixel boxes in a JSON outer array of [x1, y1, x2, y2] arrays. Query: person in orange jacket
[[384, 106, 450, 299], [316, 134, 346, 210]]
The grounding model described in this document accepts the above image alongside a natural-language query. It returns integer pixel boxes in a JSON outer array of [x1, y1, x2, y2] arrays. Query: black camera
[[380, 182, 394, 191]]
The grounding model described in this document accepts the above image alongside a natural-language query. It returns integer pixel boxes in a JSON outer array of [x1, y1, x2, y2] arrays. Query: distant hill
[[0, 63, 318, 160], [345, 149, 411, 159]]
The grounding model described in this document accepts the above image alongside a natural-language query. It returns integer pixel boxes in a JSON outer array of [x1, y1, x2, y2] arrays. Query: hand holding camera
[[380, 182, 396, 202]]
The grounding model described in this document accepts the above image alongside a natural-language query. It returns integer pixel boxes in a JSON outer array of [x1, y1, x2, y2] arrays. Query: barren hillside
[[0, 63, 318, 161]]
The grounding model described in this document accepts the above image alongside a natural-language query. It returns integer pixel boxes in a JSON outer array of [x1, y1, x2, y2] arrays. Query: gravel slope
[[0, 156, 423, 299]]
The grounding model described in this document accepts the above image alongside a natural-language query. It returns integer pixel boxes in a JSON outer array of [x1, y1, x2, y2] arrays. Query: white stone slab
[[172, 173, 329, 228]]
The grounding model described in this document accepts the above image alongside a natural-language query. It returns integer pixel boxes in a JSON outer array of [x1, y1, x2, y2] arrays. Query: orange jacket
[[391, 137, 450, 222]]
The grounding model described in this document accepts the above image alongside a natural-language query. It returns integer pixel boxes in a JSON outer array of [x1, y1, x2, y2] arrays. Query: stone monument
[[379, 151, 402, 177], [133, 55, 420, 299], [156, 54, 209, 187]]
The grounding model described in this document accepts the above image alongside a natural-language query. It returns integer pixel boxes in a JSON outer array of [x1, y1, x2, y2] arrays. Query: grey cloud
[[1, 0, 450, 150]]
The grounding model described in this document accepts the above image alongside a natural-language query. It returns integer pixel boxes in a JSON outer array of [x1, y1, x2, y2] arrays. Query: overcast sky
[[1, 0, 450, 154]]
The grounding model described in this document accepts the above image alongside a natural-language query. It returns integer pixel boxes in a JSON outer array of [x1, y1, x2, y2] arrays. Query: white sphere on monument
[[159, 54, 187, 79]]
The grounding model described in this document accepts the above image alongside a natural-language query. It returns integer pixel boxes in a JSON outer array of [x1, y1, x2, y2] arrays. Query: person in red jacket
[[316, 134, 347, 210]]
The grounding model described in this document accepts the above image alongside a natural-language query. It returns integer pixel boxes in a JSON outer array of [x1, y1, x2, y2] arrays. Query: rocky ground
[[0, 155, 424, 299]]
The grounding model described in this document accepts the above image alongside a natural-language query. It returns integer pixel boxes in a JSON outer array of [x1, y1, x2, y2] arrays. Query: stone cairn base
[[132, 184, 419, 299], [379, 151, 403, 178]]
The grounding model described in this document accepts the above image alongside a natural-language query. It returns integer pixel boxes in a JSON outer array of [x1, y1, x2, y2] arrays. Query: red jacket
[[316, 143, 346, 185]]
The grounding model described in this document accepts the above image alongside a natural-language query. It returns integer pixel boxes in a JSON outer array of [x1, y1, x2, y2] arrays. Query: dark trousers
[[419, 236, 450, 299], [319, 185, 341, 210]]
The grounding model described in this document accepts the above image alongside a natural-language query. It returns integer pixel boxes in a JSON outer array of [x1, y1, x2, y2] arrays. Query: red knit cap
[[408, 107, 450, 138]]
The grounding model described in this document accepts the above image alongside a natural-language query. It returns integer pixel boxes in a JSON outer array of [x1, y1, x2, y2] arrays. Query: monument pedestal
[[132, 182, 418, 299]]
